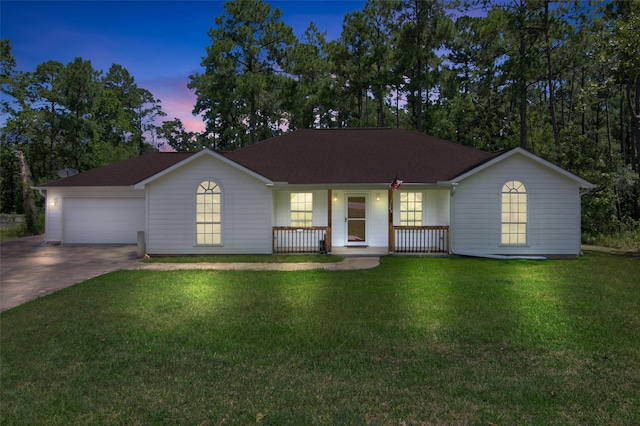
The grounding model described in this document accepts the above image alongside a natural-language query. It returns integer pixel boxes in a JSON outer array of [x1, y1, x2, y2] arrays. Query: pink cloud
[[141, 75, 206, 134]]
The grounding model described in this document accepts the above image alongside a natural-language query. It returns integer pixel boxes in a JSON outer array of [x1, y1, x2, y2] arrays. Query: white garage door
[[63, 198, 146, 244]]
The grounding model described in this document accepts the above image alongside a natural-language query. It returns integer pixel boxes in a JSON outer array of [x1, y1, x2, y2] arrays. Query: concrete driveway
[[0, 236, 381, 312], [0, 235, 138, 312]]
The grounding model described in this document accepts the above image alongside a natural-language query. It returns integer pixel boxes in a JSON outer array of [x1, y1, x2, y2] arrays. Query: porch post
[[388, 188, 394, 253], [327, 189, 332, 252]]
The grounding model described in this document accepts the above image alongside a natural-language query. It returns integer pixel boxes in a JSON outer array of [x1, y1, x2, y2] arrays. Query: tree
[[494, 0, 546, 150], [360, 0, 395, 127], [1, 54, 163, 214], [58, 57, 102, 169], [606, 0, 640, 176], [189, 0, 295, 148], [1, 38, 18, 114], [282, 22, 335, 129], [331, 11, 371, 127], [159, 118, 200, 152], [391, 0, 452, 134], [15, 150, 38, 234]]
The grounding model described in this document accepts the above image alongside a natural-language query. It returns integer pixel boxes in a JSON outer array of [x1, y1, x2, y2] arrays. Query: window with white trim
[[501, 180, 527, 245], [196, 180, 221, 245], [290, 193, 313, 227], [399, 192, 423, 226]]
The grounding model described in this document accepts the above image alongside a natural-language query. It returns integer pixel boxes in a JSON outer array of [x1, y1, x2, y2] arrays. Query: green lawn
[[1, 253, 639, 425]]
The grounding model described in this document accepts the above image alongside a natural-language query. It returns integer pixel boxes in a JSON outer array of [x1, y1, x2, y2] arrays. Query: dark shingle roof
[[38, 152, 195, 187], [224, 128, 502, 184], [38, 129, 503, 187]]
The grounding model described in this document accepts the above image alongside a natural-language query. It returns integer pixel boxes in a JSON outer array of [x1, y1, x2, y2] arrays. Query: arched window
[[501, 180, 527, 245], [196, 181, 221, 245]]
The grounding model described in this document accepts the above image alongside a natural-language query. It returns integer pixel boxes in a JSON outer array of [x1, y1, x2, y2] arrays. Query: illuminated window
[[291, 193, 313, 227], [196, 181, 221, 245], [399, 192, 423, 226], [501, 180, 527, 245]]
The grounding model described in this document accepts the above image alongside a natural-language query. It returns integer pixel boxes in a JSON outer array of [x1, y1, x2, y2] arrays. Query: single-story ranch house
[[35, 128, 594, 258]]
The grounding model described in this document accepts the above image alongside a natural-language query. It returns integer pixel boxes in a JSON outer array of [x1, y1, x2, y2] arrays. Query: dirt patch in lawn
[[582, 245, 640, 257]]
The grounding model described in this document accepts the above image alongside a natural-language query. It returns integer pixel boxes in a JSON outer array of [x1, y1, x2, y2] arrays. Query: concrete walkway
[[0, 235, 379, 312], [130, 257, 380, 272]]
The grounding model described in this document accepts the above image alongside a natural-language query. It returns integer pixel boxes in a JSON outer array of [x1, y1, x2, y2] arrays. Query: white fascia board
[[269, 182, 446, 190], [133, 148, 273, 189], [443, 148, 596, 189]]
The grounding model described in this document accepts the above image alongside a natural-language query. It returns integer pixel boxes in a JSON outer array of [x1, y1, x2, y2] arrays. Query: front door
[[346, 195, 367, 245]]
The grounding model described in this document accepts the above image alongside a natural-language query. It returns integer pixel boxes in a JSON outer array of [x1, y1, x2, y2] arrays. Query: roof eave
[[133, 149, 273, 189], [32, 185, 140, 190], [268, 182, 449, 189], [444, 148, 595, 188]]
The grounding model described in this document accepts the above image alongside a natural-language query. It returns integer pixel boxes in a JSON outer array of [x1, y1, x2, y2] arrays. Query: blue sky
[[1, 0, 366, 132]]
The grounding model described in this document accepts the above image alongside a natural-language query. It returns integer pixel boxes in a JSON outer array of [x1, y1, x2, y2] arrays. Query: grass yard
[[1, 253, 639, 425]]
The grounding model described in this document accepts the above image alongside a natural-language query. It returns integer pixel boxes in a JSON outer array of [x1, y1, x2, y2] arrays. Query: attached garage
[[62, 197, 145, 244]]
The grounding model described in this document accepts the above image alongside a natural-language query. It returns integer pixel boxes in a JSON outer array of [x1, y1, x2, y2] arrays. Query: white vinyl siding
[[274, 189, 389, 249], [274, 190, 327, 227], [392, 189, 450, 227], [146, 155, 272, 254], [451, 153, 582, 256]]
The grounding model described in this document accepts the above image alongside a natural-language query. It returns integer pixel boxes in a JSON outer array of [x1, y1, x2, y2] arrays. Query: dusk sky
[[1, 0, 367, 133]]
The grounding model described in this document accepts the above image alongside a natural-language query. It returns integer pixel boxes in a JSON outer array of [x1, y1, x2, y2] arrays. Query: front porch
[[272, 225, 450, 255], [272, 188, 451, 255]]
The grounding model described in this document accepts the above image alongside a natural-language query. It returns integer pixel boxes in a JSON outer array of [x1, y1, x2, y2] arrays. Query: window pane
[[399, 192, 422, 226], [348, 197, 366, 219], [348, 220, 366, 242], [291, 193, 313, 227], [196, 181, 222, 245], [501, 182, 527, 245]]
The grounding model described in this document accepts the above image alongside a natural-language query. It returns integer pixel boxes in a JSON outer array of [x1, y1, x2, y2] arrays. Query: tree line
[[1, 49, 165, 226], [1, 0, 638, 241]]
